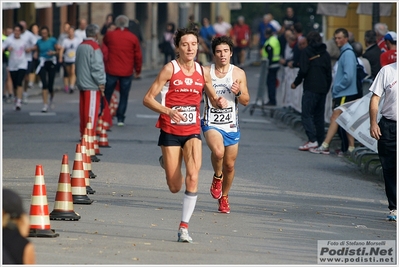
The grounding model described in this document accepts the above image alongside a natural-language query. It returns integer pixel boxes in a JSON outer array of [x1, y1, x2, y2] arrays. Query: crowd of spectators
[[2, 14, 144, 116], [2, 10, 396, 124]]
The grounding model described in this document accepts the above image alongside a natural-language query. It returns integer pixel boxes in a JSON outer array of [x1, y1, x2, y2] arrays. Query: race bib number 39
[[171, 105, 197, 125], [210, 107, 233, 125]]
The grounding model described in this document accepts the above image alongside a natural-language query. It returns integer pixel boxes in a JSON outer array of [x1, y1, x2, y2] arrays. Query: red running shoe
[[218, 195, 230, 213], [210, 175, 223, 199]]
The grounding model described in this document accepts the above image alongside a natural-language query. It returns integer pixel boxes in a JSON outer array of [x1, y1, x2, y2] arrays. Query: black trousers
[[38, 61, 56, 94], [378, 116, 397, 210]]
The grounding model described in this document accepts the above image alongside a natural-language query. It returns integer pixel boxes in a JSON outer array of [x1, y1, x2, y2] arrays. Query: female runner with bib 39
[[143, 27, 227, 243]]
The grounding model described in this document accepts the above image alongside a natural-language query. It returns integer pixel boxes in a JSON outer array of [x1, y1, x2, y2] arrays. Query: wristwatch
[[235, 90, 242, 97]]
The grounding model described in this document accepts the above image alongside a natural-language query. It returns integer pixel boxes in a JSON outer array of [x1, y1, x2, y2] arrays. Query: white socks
[[181, 191, 197, 225]]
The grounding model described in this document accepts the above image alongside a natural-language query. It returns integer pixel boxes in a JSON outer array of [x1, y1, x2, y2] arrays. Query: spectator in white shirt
[[213, 15, 231, 37], [59, 26, 81, 93], [74, 18, 87, 43], [2, 24, 29, 111], [18, 21, 37, 103]]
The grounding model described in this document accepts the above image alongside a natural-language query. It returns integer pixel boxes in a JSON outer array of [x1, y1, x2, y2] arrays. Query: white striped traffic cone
[[29, 165, 59, 237], [98, 127, 111, 147], [71, 144, 93, 204], [81, 135, 96, 179], [50, 154, 81, 220], [86, 118, 100, 162]]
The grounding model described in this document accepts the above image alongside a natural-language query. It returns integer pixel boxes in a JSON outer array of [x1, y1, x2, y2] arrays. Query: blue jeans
[[301, 91, 327, 145], [104, 74, 133, 123]]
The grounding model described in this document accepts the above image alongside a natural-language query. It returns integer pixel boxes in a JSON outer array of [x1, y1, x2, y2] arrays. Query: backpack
[[339, 48, 368, 98]]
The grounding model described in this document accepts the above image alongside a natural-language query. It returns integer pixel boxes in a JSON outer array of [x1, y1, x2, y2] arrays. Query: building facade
[[2, 2, 397, 70], [2, 2, 233, 69]]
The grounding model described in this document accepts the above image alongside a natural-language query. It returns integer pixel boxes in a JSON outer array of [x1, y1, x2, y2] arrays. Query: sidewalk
[[26, 67, 162, 99]]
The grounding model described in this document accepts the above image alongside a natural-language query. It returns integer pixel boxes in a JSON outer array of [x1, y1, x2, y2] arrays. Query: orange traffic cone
[[50, 154, 81, 220], [81, 136, 96, 179], [110, 91, 119, 117], [93, 135, 102, 156], [102, 95, 112, 130], [98, 127, 111, 147], [96, 115, 103, 135], [71, 144, 93, 204], [29, 165, 59, 237], [81, 139, 96, 194], [86, 119, 100, 162], [102, 119, 111, 131]]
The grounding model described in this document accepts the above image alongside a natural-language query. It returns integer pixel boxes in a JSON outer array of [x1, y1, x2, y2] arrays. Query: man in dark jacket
[[291, 31, 332, 151], [362, 30, 382, 79], [103, 15, 142, 126]]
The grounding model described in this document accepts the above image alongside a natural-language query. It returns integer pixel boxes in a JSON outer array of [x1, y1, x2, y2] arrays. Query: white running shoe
[[177, 228, 193, 243], [15, 101, 22, 111], [387, 210, 397, 221], [22, 92, 28, 104], [299, 141, 318, 151], [42, 104, 48, 113], [309, 145, 330, 155]]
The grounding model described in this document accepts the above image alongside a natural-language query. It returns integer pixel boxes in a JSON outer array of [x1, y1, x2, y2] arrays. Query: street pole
[[372, 3, 380, 28], [151, 3, 158, 69], [179, 3, 190, 28]]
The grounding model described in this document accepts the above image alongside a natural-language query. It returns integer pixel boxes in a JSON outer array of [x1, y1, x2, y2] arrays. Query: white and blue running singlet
[[201, 64, 240, 146]]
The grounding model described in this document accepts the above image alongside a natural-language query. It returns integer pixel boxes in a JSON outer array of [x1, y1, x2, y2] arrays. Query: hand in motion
[[169, 108, 188, 124], [370, 124, 382, 140], [217, 96, 228, 109], [231, 79, 240, 95]]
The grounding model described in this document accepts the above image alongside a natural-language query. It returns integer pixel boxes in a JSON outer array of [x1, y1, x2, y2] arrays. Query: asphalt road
[[2, 63, 396, 266]]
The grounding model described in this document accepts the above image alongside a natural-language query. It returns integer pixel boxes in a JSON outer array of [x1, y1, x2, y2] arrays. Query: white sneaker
[[299, 141, 318, 151], [15, 101, 21, 111], [22, 92, 28, 104], [177, 228, 193, 243], [117, 122, 124, 127], [309, 145, 330, 155], [387, 210, 397, 221], [42, 104, 48, 113], [49, 99, 54, 110]]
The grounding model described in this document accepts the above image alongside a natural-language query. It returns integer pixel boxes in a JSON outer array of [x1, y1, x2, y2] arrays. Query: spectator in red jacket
[[231, 16, 250, 68], [103, 15, 142, 126]]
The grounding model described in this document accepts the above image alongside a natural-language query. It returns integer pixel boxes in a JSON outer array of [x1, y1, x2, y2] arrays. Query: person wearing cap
[[3, 188, 36, 264], [380, 31, 397, 67]]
